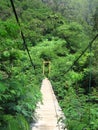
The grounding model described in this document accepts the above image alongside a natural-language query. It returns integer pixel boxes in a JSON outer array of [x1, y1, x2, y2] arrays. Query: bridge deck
[[31, 78, 67, 130]]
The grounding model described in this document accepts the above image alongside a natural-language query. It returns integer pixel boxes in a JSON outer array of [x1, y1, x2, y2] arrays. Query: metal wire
[[65, 34, 98, 74], [10, 0, 35, 71]]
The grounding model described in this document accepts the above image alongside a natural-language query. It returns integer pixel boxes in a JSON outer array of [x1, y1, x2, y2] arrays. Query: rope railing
[[64, 34, 98, 128], [10, 0, 35, 71], [64, 34, 98, 74]]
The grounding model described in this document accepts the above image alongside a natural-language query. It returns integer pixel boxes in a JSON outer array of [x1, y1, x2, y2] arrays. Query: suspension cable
[[65, 34, 98, 128], [65, 34, 98, 74], [88, 38, 93, 128], [9, 0, 35, 71]]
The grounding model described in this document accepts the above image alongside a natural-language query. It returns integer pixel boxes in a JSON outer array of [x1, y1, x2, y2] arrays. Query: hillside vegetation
[[0, 0, 98, 130]]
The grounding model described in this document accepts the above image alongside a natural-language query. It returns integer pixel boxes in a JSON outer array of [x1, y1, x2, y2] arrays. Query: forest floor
[[31, 78, 67, 130]]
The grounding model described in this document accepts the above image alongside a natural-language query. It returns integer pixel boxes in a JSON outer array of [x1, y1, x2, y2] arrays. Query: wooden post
[[43, 61, 51, 77], [43, 61, 45, 75], [49, 61, 51, 75]]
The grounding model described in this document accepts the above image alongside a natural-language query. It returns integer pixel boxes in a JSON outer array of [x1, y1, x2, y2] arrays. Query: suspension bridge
[[31, 78, 66, 130], [9, 0, 98, 129]]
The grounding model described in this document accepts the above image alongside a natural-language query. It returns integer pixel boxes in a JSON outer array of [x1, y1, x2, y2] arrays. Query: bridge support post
[[43, 61, 51, 77]]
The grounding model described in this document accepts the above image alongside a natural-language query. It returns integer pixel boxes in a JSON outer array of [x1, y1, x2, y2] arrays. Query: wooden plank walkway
[[31, 78, 67, 130]]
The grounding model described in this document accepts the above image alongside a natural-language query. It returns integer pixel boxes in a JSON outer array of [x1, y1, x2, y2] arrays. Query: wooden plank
[[31, 78, 67, 130]]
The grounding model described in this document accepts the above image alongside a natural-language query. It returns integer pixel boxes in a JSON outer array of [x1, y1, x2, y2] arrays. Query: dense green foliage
[[0, 0, 98, 130]]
